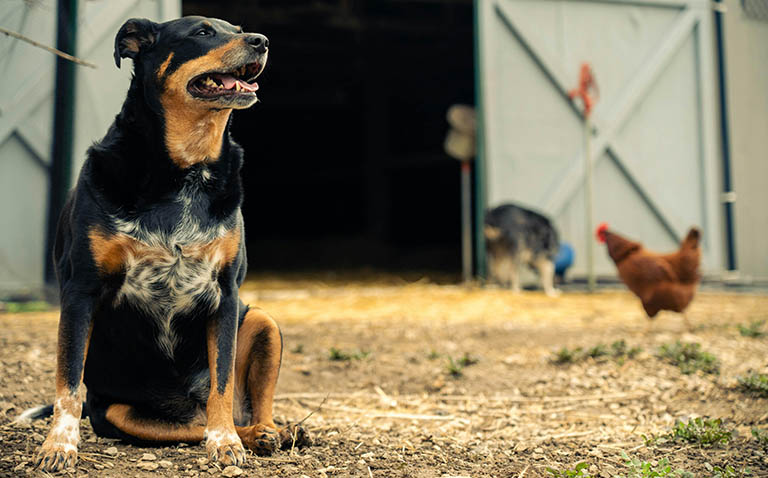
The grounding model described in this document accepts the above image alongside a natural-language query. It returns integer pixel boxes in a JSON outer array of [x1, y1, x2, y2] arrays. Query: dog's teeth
[[235, 83, 241, 91]]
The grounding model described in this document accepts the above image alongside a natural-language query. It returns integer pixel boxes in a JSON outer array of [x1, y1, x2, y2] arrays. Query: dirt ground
[[1, 276, 767, 478]]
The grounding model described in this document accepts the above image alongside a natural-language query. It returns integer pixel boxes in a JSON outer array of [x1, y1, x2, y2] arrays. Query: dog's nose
[[246, 34, 269, 53]]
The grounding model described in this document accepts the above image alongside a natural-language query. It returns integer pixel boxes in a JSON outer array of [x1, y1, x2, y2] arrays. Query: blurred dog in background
[[484, 203, 561, 297]]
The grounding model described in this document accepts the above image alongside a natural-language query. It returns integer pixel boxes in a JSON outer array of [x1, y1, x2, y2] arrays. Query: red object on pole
[[570, 62, 599, 290], [568, 63, 598, 118]]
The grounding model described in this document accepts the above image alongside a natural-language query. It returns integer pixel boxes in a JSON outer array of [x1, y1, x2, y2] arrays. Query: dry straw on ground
[[1, 277, 767, 477]]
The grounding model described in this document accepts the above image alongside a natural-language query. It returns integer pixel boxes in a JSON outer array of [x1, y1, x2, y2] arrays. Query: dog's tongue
[[213, 73, 258, 92]]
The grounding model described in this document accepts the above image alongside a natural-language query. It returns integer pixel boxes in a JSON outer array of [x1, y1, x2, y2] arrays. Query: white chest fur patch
[[104, 185, 240, 358], [115, 236, 224, 357]]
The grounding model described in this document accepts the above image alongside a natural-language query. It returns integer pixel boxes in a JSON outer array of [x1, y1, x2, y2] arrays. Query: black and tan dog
[[20, 16, 309, 472]]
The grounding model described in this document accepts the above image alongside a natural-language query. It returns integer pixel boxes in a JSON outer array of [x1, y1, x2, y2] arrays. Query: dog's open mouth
[[188, 61, 263, 98]]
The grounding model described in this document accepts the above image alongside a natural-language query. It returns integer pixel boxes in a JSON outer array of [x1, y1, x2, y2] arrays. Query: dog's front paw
[[278, 423, 312, 450], [34, 439, 78, 472], [238, 424, 280, 456], [205, 429, 245, 466]]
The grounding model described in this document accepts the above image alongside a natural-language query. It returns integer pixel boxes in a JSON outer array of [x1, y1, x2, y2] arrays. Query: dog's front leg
[[205, 289, 246, 466], [35, 296, 93, 472]]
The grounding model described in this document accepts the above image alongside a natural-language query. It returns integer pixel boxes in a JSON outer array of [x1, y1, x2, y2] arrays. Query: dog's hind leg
[[534, 257, 560, 297], [233, 307, 311, 455], [509, 259, 522, 293]]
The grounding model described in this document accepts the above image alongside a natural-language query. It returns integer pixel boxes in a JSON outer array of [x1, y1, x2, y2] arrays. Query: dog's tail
[[14, 403, 90, 423], [14, 404, 54, 423]]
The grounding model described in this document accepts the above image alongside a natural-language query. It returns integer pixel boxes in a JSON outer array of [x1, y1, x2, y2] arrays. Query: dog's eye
[[195, 29, 212, 37]]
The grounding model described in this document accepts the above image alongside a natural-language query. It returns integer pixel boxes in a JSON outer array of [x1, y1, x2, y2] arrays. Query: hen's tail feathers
[[595, 222, 609, 243], [14, 403, 90, 423]]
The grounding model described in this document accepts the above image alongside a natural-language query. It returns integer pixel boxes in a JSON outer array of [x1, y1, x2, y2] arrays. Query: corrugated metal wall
[[0, 0, 180, 295], [477, 0, 724, 278]]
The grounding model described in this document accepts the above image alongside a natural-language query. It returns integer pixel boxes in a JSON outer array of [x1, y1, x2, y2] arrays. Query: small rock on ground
[[222, 465, 243, 477]]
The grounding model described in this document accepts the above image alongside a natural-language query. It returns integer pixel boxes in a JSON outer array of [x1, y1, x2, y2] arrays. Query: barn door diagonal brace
[[495, 1, 699, 242], [493, 2, 586, 121], [0, 0, 142, 148]]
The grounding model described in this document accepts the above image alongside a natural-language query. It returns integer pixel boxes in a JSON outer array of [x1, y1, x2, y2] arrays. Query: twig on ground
[[77, 454, 112, 467], [78, 452, 118, 459], [0, 27, 97, 68], [254, 456, 300, 464], [375, 385, 397, 407], [296, 393, 329, 427]]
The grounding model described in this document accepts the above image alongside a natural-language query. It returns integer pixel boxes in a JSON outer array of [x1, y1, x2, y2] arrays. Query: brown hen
[[596, 224, 701, 324]]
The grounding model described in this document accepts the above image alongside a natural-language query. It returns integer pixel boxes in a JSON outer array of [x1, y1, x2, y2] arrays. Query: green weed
[[657, 342, 720, 375], [615, 452, 692, 478], [553, 346, 583, 364], [291, 344, 304, 354], [751, 427, 768, 446], [552, 340, 642, 365], [737, 320, 765, 338], [586, 344, 609, 359], [457, 352, 479, 367], [611, 339, 642, 359], [445, 357, 464, 378], [667, 418, 732, 446], [704, 463, 752, 478], [426, 349, 441, 360], [328, 347, 369, 361], [443, 353, 479, 377], [546, 462, 591, 478], [737, 372, 768, 397], [641, 433, 661, 447]]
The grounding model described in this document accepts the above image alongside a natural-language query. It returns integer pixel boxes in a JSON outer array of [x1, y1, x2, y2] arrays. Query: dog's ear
[[114, 18, 158, 68]]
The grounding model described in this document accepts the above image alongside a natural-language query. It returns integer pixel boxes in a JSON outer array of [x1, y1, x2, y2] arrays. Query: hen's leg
[[681, 312, 694, 332]]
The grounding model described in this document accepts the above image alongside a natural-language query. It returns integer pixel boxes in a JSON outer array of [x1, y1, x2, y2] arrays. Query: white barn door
[[477, 0, 723, 277], [0, 0, 180, 294]]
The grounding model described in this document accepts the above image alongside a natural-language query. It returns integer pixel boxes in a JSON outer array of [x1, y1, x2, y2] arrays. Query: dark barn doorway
[[183, 1, 475, 274]]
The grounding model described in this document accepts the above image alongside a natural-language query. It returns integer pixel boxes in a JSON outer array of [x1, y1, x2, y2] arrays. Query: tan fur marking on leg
[[205, 319, 244, 465], [233, 307, 311, 453], [37, 321, 93, 471], [105, 404, 205, 442], [234, 308, 281, 427]]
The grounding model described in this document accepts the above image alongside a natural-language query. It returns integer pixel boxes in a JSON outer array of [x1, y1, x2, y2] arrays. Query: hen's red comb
[[595, 222, 609, 243]]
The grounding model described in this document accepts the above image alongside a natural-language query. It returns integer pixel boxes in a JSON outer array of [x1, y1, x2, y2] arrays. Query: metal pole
[[44, 0, 78, 290], [714, 0, 737, 272], [472, 0, 487, 280], [461, 161, 473, 284], [585, 116, 595, 292]]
